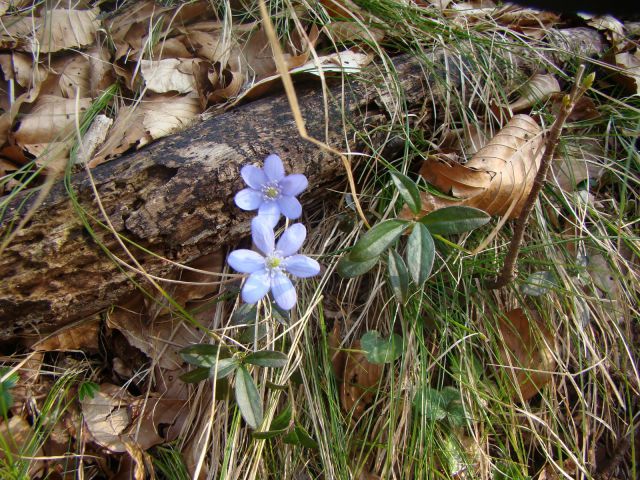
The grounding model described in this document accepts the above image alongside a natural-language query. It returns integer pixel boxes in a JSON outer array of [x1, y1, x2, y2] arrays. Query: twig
[[486, 65, 594, 290]]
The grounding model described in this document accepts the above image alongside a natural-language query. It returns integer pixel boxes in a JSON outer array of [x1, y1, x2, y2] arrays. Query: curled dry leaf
[[417, 114, 543, 218], [81, 383, 133, 453], [508, 74, 560, 113], [1, 8, 100, 53], [140, 58, 197, 94], [613, 49, 640, 95], [496, 308, 555, 401], [31, 317, 100, 352]]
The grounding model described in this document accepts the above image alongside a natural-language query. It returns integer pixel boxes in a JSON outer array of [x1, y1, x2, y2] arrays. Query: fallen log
[[0, 29, 606, 340]]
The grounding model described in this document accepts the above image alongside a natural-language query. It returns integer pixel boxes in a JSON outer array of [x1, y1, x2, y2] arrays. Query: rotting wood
[[0, 28, 606, 340]]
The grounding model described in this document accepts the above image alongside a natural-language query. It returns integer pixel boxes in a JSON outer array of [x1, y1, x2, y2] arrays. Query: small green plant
[[0, 369, 18, 417]]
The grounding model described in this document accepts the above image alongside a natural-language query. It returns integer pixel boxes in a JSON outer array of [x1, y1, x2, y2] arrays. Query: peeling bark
[[0, 29, 606, 340]]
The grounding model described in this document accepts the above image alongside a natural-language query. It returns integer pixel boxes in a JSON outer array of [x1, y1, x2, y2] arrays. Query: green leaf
[[239, 322, 268, 344], [413, 387, 447, 421], [521, 271, 555, 296], [0, 369, 18, 417], [387, 250, 409, 303], [244, 351, 288, 369], [337, 254, 379, 278], [360, 331, 403, 364], [252, 428, 288, 440], [211, 358, 238, 379], [78, 381, 100, 401], [350, 219, 408, 262], [270, 403, 293, 431], [419, 206, 490, 235], [180, 367, 212, 384], [235, 366, 263, 429], [406, 223, 435, 284], [231, 303, 258, 325], [390, 171, 422, 214], [284, 424, 318, 449], [179, 344, 220, 367]]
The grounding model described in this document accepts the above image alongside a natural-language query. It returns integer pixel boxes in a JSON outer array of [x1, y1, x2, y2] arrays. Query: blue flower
[[228, 217, 320, 310], [234, 154, 308, 227]]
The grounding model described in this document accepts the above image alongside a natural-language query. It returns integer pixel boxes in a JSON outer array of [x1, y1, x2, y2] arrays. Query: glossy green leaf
[[391, 171, 422, 214], [179, 344, 220, 367], [337, 253, 379, 278], [235, 366, 263, 429], [406, 223, 435, 284], [360, 330, 403, 364], [387, 250, 409, 303], [211, 358, 238, 379], [350, 219, 408, 262], [244, 351, 288, 369], [180, 367, 211, 384], [419, 206, 490, 235]]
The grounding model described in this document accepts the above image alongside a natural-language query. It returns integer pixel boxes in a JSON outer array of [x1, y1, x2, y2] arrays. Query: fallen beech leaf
[[0, 416, 45, 477], [81, 383, 133, 453], [550, 140, 603, 191], [57, 54, 91, 99], [13, 95, 92, 145], [417, 115, 543, 218], [581, 14, 625, 47], [495, 7, 560, 28], [152, 36, 192, 59], [32, 317, 100, 352], [613, 49, 640, 95], [496, 308, 555, 401], [127, 398, 189, 449], [0, 52, 44, 88], [1, 8, 100, 53], [340, 339, 383, 419], [508, 74, 560, 112], [88, 45, 115, 97], [140, 58, 197, 94], [427, 0, 453, 9], [183, 29, 225, 62]]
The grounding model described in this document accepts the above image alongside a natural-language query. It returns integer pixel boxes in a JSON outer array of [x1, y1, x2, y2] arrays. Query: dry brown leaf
[[496, 308, 555, 401], [141, 58, 197, 94], [182, 29, 225, 62], [582, 14, 625, 48], [127, 398, 189, 449], [323, 21, 385, 44], [89, 105, 145, 166], [0, 416, 45, 476], [13, 95, 91, 145], [340, 339, 383, 419], [0, 52, 43, 88], [1, 8, 100, 53], [508, 74, 560, 112], [495, 7, 560, 28], [152, 36, 192, 59], [613, 49, 640, 94], [417, 114, 543, 218], [57, 54, 91, 99], [81, 383, 133, 453], [32, 317, 100, 352], [427, 0, 453, 9], [87, 45, 115, 98], [549, 93, 599, 122], [550, 140, 603, 192]]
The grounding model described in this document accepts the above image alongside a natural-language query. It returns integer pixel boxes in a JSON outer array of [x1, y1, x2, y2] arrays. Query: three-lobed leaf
[[235, 366, 263, 429], [407, 223, 435, 284], [244, 351, 288, 369], [361, 330, 403, 364], [350, 219, 408, 262], [419, 206, 490, 235], [391, 171, 422, 214]]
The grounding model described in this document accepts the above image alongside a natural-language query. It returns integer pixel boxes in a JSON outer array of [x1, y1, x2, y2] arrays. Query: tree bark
[[0, 29, 606, 340]]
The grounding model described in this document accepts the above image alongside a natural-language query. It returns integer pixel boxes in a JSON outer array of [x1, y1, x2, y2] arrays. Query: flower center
[[261, 181, 281, 200], [265, 255, 282, 269]]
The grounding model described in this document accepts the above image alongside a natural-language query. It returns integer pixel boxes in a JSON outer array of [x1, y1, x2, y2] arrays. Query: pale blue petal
[[234, 188, 263, 211], [276, 223, 306, 256], [257, 201, 280, 229], [283, 255, 320, 278], [271, 271, 296, 310], [242, 270, 271, 304], [251, 216, 275, 255], [228, 249, 265, 273], [276, 195, 302, 219], [263, 154, 285, 182], [241, 165, 267, 189], [280, 174, 308, 196]]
